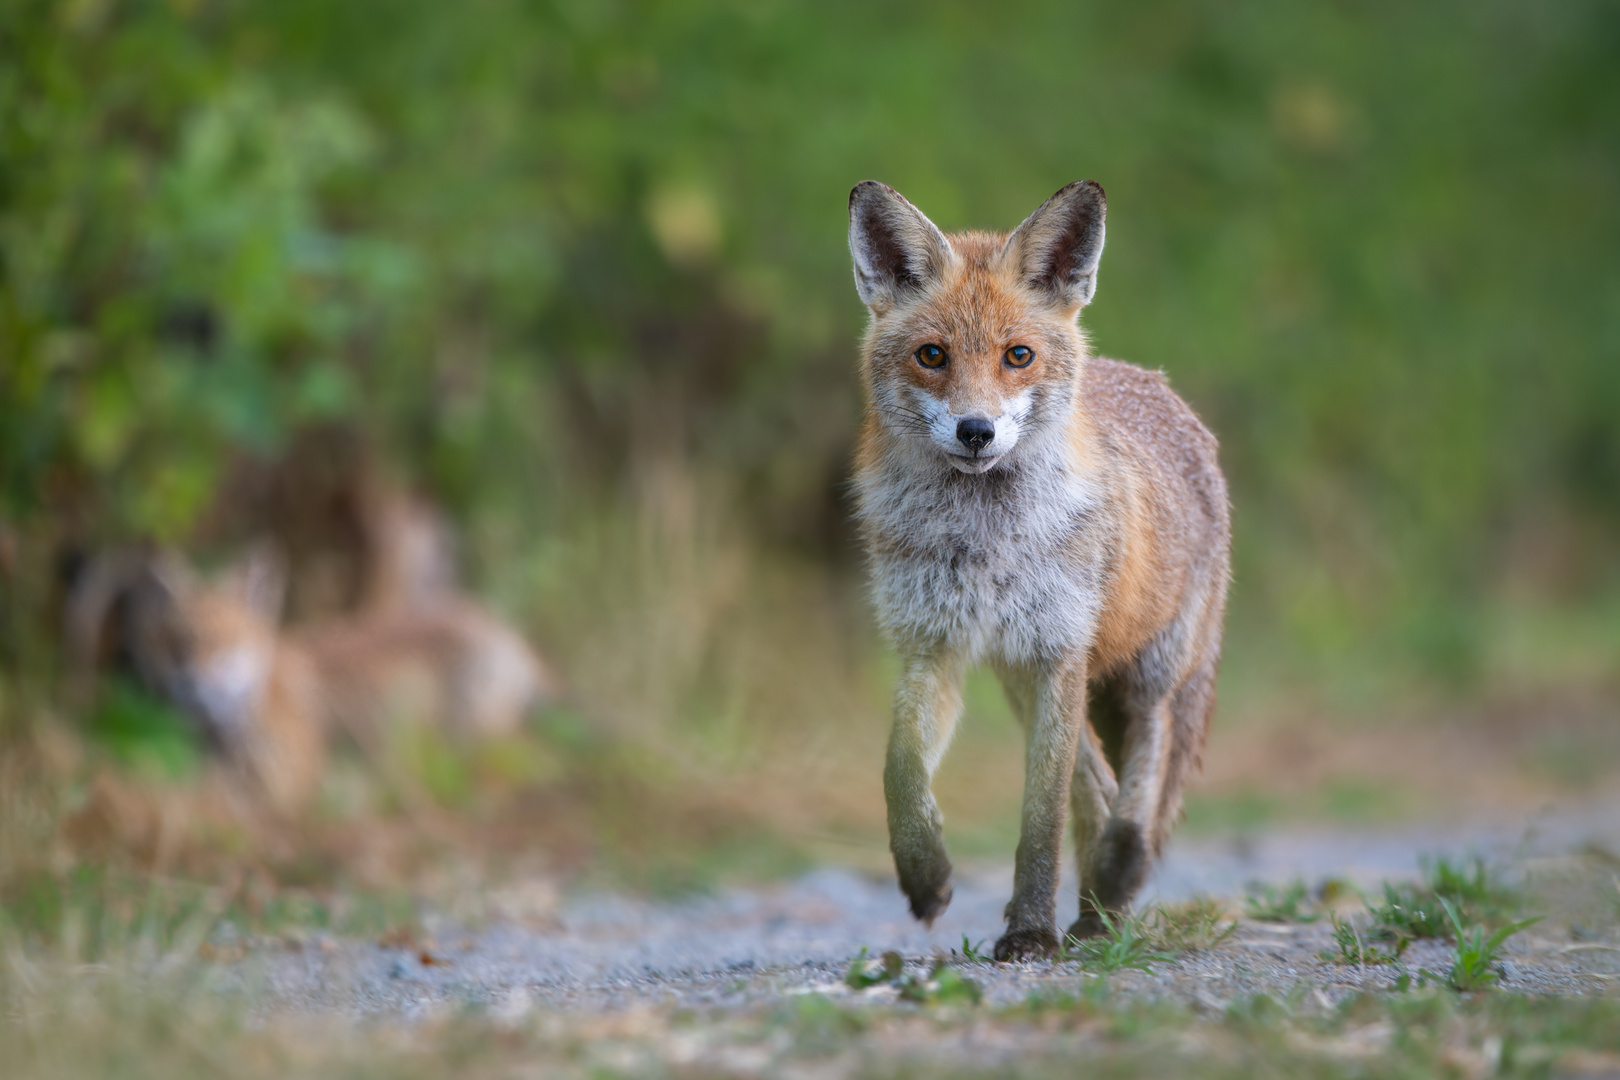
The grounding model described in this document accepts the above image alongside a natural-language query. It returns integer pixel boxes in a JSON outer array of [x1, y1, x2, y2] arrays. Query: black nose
[[956, 417, 996, 454]]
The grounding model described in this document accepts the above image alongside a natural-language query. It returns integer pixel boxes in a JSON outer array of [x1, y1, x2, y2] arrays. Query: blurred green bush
[[2, 0, 1617, 693]]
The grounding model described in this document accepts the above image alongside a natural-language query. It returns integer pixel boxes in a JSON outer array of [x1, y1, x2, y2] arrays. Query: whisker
[[880, 403, 940, 434], [883, 404, 936, 424]]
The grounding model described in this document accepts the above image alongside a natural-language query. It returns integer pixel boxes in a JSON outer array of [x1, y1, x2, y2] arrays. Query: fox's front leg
[[885, 647, 966, 924], [994, 658, 1087, 961]]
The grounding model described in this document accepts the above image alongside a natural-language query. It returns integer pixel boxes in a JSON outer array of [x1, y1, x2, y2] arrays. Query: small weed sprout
[[1244, 880, 1319, 923], [1320, 912, 1409, 966], [1062, 908, 1175, 973], [844, 947, 902, 989], [897, 958, 983, 1005], [844, 948, 981, 1004], [1420, 897, 1542, 992], [953, 936, 994, 964]]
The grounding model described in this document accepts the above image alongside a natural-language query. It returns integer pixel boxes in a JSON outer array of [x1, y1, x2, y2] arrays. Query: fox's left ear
[[1002, 180, 1106, 309]]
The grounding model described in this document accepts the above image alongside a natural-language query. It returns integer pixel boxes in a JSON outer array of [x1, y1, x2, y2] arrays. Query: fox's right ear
[[848, 181, 954, 313], [1002, 180, 1107, 310]]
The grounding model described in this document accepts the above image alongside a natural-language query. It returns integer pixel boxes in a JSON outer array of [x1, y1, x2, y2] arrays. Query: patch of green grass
[[897, 960, 983, 1005], [1320, 912, 1409, 966], [952, 935, 995, 964], [230, 886, 417, 940], [844, 946, 904, 989], [86, 680, 200, 781], [1244, 879, 1320, 923], [1050, 897, 1233, 977], [0, 866, 221, 962], [843, 948, 982, 1005], [0, 861, 418, 962], [1421, 897, 1543, 992], [1368, 881, 1449, 940], [1062, 908, 1175, 973], [1368, 856, 1521, 942]]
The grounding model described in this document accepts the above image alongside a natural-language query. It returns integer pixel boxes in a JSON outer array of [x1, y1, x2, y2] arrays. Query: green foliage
[[0, 860, 422, 962], [1422, 897, 1543, 992], [2, 0, 1618, 693], [897, 960, 983, 1006], [844, 946, 903, 990], [1244, 880, 1320, 923], [1368, 881, 1449, 940], [1062, 908, 1175, 973], [1369, 857, 1520, 942], [843, 948, 982, 1005], [86, 679, 200, 780], [953, 935, 994, 964], [0, 866, 212, 961], [1320, 912, 1409, 966]]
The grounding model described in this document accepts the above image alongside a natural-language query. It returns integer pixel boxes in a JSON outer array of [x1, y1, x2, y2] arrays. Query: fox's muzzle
[[955, 417, 995, 455]]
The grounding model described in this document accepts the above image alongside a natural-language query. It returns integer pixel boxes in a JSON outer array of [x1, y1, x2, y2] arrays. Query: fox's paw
[[1065, 910, 1108, 943], [1068, 895, 1131, 943], [897, 861, 954, 925], [993, 925, 1059, 962]]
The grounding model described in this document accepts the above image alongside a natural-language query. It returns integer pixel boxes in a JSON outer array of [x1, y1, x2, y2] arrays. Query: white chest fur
[[856, 446, 1109, 664]]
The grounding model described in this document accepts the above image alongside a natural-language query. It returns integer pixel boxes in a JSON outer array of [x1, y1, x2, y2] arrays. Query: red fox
[[123, 551, 329, 814], [66, 519, 555, 813], [848, 180, 1230, 960]]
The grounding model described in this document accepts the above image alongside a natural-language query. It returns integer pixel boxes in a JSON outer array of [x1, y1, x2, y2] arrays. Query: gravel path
[[236, 795, 1620, 1019]]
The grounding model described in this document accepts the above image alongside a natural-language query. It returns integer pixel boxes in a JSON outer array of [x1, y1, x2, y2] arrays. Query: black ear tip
[[1057, 179, 1106, 205], [850, 179, 893, 208]]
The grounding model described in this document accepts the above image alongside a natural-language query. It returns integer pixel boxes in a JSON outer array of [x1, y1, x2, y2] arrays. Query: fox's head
[[127, 548, 286, 756], [849, 180, 1105, 474]]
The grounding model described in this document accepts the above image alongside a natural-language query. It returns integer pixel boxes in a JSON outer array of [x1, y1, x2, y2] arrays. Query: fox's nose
[[956, 417, 996, 455]]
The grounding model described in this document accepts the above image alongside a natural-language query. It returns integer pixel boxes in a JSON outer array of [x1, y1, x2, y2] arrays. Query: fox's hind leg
[[1067, 647, 1218, 941]]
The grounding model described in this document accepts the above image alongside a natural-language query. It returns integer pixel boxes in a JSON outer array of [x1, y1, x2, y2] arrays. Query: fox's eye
[[915, 343, 947, 369], [1005, 345, 1034, 368]]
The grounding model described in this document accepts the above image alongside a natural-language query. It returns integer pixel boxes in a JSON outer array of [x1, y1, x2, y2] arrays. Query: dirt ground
[[7, 719, 1620, 1079], [8, 681, 1620, 1078], [207, 793, 1620, 1021]]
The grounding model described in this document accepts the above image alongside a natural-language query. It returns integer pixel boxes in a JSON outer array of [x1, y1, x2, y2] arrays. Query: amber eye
[[1005, 345, 1034, 368], [915, 343, 947, 368]]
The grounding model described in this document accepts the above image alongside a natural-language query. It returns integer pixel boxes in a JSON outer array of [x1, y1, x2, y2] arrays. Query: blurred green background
[[2, 0, 1618, 843]]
